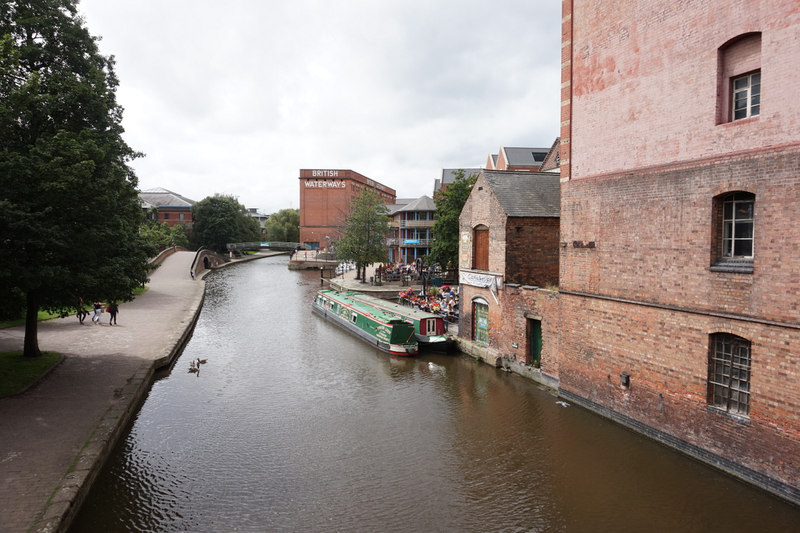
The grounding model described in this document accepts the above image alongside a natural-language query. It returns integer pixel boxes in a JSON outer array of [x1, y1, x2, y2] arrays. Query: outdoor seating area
[[398, 285, 460, 323], [375, 262, 457, 287]]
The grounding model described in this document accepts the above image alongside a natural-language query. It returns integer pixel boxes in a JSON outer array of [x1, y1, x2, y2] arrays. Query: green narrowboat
[[345, 292, 453, 352], [312, 289, 419, 356]]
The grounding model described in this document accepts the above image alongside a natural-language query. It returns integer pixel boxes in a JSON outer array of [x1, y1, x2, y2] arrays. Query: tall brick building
[[559, 0, 800, 503], [298, 169, 395, 249]]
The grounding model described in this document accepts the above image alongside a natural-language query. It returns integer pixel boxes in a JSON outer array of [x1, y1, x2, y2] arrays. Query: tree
[[264, 208, 298, 242], [336, 188, 390, 281], [140, 220, 189, 250], [429, 169, 478, 269], [191, 194, 261, 252], [0, 1, 153, 357]]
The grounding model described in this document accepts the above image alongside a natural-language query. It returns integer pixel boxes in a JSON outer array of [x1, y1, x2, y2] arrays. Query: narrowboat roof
[[344, 292, 442, 320], [317, 290, 410, 326]]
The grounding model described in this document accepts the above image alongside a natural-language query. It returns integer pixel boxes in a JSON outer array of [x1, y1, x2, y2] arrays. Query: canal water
[[71, 256, 800, 532]]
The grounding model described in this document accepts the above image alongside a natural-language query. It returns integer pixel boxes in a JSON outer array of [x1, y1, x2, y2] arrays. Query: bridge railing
[[226, 242, 301, 251]]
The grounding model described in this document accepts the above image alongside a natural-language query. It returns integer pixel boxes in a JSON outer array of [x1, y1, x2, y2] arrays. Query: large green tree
[[429, 169, 478, 269], [140, 219, 189, 250], [192, 194, 261, 252], [264, 208, 298, 243], [0, 1, 153, 357], [336, 188, 390, 281]]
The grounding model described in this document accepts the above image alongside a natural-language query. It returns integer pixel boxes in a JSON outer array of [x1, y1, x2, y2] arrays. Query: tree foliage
[[265, 208, 298, 242], [140, 220, 189, 250], [0, 0, 152, 357], [191, 194, 261, 252], [336, 188, 390, 280], [429, 169, 478, 269]]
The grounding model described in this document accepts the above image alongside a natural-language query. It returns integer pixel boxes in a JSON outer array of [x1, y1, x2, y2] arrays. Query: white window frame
[[731, 71, 760, 121], [721, 193, 755, 259]]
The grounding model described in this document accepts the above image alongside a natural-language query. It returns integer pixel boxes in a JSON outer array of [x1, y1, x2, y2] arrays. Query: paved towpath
[[0, 251, 210, 533]]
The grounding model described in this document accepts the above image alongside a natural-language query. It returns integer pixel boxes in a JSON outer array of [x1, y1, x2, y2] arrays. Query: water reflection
[[71, 256, 800, 532]]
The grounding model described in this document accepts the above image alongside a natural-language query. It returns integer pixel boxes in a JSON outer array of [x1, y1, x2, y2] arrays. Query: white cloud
[[79, 0, 562, 212]]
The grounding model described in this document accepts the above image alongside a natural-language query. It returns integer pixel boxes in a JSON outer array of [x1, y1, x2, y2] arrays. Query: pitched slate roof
[[385, 198, 413, 215], [501, 147, 550, 167], [399, 195, 435, 212], [139, 187, 196, 208], [435, 168, 482, 193], [482, 170, 560, 218]]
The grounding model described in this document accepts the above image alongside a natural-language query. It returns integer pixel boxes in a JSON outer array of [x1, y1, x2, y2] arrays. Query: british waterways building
[[298, 169, 396, 250]]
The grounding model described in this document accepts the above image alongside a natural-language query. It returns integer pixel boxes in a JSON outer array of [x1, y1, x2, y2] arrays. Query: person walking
[[92, 301, 103, 324], [108, 301, 119, 325], [76, 298, 88, 324]]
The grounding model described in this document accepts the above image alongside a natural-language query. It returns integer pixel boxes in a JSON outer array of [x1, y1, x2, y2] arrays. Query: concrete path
[[0, 251, 205, 533]]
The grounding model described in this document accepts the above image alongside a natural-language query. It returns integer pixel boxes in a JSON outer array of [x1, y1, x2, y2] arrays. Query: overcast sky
[[78, 0, 562, 214]]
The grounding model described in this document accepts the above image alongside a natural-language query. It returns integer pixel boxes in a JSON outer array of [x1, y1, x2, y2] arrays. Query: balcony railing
[[400, 239, 431, 247], [399, 219, 435, 228]]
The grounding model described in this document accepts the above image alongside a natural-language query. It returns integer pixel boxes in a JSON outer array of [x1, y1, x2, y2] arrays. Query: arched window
[[718, 33, 761, 124], [708, 333, 751, 416], [472, 225, 489, 271]]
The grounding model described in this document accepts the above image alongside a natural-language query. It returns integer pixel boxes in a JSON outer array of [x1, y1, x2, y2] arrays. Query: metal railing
[[226, 241, 300, 251]]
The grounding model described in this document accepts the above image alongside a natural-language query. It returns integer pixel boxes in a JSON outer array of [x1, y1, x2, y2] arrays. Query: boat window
[[351, 312, 358, 324], [425, 318, 437, 335]]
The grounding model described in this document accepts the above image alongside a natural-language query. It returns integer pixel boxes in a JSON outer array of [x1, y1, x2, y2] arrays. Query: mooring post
[[320, 266, 324, 285]]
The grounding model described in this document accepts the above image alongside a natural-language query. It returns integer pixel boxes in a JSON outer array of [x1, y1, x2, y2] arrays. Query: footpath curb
[[29, 281, 207, 532]]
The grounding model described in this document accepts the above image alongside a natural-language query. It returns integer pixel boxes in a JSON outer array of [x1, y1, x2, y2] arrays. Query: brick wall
[[159, 208, 192, 228], [459, 284, 561, 383], [568, 0, 800, 178], [561, 0, 800, 502], [560, 146, 800, 324], [458, 174, 508, 273], [506, 218, 560, 286], [298, 170, 396, 246], [558, 292, 800, 497]]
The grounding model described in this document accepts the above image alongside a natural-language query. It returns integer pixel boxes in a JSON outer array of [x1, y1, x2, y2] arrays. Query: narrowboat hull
[[313, 290, 419, 356]]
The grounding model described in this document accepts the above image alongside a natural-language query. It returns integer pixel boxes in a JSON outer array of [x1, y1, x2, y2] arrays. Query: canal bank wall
[[451, 297, 800, 508], [0, 251, 282, 533]]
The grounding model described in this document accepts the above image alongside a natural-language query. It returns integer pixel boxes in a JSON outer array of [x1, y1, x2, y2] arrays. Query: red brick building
[[559, 0, 800, 503], [298, 169, 396, 249], [139, 187, 195, 228], [457, 170, 561, 386]]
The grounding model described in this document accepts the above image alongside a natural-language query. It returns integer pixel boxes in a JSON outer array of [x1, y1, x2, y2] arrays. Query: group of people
[[77, 298, 119, 326], [398, 284, 459, 318]]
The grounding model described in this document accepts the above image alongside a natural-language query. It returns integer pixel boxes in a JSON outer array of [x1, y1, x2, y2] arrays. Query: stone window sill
[[710, 258, 753, 274]]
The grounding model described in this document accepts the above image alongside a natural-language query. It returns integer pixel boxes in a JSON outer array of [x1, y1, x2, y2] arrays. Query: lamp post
[[420, 256, 427, 298]]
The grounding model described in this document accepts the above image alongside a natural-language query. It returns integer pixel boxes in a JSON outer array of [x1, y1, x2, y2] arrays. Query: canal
[[71, 256, 800, 532]]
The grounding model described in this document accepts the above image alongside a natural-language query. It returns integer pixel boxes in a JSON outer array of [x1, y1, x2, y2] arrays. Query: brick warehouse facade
[[298, 169, 395, 249], [457, 170, 561, 387], [559, 0, 800, 503]]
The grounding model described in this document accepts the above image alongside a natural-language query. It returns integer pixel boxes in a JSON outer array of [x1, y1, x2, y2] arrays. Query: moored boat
[[312, 289, 419, 356], [345, 292, 453, 352]]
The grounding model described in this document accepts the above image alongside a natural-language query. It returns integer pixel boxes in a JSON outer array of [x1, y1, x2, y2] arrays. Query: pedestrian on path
[[108, 301, 119, 325], [92, 301, 103, 324], [76, 298, 88, 324]]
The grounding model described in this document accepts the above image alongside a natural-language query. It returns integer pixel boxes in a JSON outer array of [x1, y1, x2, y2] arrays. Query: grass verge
[[0, 350, 61, 397], [0, 310, 61, 329]]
